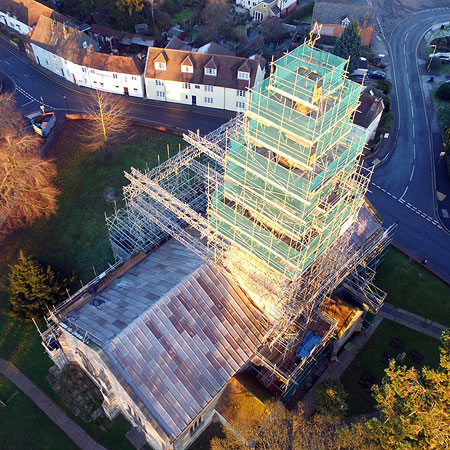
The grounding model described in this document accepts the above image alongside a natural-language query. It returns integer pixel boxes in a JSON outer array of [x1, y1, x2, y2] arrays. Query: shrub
[[379, 112, 394, 135], [313, 379, 349, 417], [284, 1, 314, 25], [378, 80, 392, 95], [437, 82, 450, 101]]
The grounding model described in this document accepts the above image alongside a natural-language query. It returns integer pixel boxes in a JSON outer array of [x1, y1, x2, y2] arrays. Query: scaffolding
[[106, 40, 395, 392]]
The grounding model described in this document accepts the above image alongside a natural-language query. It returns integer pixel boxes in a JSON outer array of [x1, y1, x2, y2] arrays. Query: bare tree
[[0, 91, 26, 137], [83, 89, 129, 148], [0, 128, 59, 238]]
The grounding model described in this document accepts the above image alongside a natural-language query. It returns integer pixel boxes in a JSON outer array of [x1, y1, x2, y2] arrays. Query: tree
[[260, 17, 285, 45], [83, 89, 129, 149], [313, 379, 348, 417], [211, 401, 341, 450], [333, 20, 362, 74], [436, 81, 450, 101], [7, 251, 73, 320], [344, 330, 450, 450], [0, 93, 59, 237], [201, 0, 229, 41]]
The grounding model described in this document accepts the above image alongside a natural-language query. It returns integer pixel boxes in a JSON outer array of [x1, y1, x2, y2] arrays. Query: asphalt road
[[0, 39, 233, 135], [1, 20, 450, 282], [364, 7, 450, 282]]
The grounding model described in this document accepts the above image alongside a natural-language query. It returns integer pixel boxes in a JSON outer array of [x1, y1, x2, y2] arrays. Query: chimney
[[86, 42, 93, 56], [51, 19, 56, 34], [362, 15, 368, 27], [63, 24, 69, 39]]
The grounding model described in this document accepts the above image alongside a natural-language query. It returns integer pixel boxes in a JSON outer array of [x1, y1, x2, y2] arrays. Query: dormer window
[[205, 67, 217, 76], [181, 54, 194, 74], [341, 17, 350, 27], [154, 51, 168, 71], [237, 71, 250, 80]]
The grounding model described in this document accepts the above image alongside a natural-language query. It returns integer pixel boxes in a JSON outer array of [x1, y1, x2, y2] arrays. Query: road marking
[[412, 123, 415, 138], [399, 185, 408, 200], [411, 104, 414, 119], [403, 43, 406, 53], [15, 85, 53, 108], [409, 88, 412, 102], [413, 143, 416, 159], [21, 99, 34, 106], [3, 60, 10, 65], [370, 182, 441, 228], [409, 165, 415, 181], [406, 31, 409, 40]]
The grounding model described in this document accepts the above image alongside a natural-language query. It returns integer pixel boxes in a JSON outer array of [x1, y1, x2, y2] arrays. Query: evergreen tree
[[334, 20, 362, 74], [7, 251, 72, 320]]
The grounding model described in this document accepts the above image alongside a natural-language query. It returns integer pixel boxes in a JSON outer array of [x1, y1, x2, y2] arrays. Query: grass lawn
[[0, 121, 185, 306], [0, 120, 184, 449], [341, 319, 441, 416], [0, 378, 79, 450], [375, 247, 450, 326], [431, 84, 450, 131], [174, 6, 199, 23]]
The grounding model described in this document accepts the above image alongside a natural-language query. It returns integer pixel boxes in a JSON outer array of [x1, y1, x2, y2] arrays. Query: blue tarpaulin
[[296, 331, 322, 359]]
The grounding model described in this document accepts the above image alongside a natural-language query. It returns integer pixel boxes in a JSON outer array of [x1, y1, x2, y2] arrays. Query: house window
[[132, 76, 137, 80], [133, 88, 138, 92], [204, 67, 217, 76], [236, 101, 245, 109], [238, 71, 250, 80], [183, 82, 191, 89], [99, 82, 104, 87], [237, 90, 246, 97], [181, 65, 193, 73], [185, 95, 189, 99], [204, 85, 213, 92], [45, 60, 49, 65], [155, 62, 166, 70], [204, 97, 213, 104], [82, 67, 87, 73], [189, 417, 203, 436], [115, 85, 119, 88], [155, 79, 163, 86], [91, 69, 95, 73], [195, 85, 200, 89], [156, 91, 165, 97], [253, 11, 263, 21], [93, 80, 97, 84], [113, 74, 118, 79]]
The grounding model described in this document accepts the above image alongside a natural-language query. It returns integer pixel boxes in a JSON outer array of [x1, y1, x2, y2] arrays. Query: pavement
[[301, 302, 447, 417], [0, 358, 107, 450]]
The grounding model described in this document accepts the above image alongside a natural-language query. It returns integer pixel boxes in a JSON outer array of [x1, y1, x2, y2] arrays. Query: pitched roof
[[145, 48, 263, 90], [89, 23, 124, 41], [181, 53, 194, 66], [353, 90, 384, 129], [312, 2, 377, 27], [204, 56, 217, 69], [0, 0, 62, 28], [197, 41, 235, 56], [165, 36, 191, 51], [319, 23, 374, 46], [30, 16, 143, 75]]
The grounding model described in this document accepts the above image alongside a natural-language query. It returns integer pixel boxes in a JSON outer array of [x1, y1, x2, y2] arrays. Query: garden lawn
[[375, 247, 450, 326], [188, 422, 226, 450], [0, 380, 79, 450], [174, 6, 199, 23], [0, 121, 185, 308], [340, 319, 441, 416]]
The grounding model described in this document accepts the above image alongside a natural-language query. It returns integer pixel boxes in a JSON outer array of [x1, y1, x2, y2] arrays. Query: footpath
[[0, 358, 107, 450], [302, 302, 447, 417]]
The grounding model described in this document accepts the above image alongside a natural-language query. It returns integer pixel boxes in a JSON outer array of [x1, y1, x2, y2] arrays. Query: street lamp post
[[427, 44, 437, 71], [63, 94, 70, 114]]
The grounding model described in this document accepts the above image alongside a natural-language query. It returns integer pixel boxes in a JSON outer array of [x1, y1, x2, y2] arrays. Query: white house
[[30, 16, 145, 97], [0, 0, 59, 35], [144, 48, 265, 112]]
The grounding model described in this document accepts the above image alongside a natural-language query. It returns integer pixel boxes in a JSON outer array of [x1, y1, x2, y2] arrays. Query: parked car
[[368, 70, 386, 79], [349, 74, 365, 84]]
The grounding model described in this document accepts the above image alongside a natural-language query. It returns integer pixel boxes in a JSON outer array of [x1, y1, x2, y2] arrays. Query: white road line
[[426, 217, 431, 221], [412, 123, 415, 138], [409, 165, 415, 181], [409, 88, 412, 101], [21, 100, 34, 106], [403, 43, 406, 53], [399, 186, 408, 201], [3, 60, 10, 65], [405, 32, 409, 40], [413, 143, 416, 159], [411, 104, 414, 119]]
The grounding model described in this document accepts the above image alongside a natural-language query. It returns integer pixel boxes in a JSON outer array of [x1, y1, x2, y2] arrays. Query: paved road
[[0, 358, 106, 450], [0, 39, 233, 135], [366, 7, 450, 282]]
